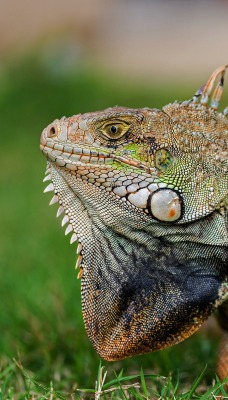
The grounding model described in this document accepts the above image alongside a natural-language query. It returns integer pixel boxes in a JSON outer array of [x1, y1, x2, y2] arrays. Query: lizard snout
[[40, 127, 48, 146], [47, 124, 58, 139], [40, 121, 59, 146], [40, 117, 69, 146]]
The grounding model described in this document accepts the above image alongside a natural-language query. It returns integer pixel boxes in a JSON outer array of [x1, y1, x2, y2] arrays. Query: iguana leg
[[217, 302, 228, 381]]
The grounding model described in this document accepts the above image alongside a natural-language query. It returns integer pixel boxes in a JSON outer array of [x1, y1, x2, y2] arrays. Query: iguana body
[[40, 66, 228, 379]]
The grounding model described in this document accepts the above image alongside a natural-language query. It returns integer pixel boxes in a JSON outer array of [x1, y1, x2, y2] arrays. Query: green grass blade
[[140, 367, 149, 398], [200, 376, 228, 399], [173, 371, 180, 396], [102, 373, 159, 390], [0, 363, 15, 380], [186, 365, 207, 400]]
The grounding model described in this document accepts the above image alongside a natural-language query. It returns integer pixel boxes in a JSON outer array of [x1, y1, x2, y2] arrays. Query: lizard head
[[40, 106, 184, 223], [40, 95, 227, 225], [40, 66, 228, 361]]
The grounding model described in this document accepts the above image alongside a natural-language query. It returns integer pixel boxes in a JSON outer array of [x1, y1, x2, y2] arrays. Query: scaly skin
[[40, 66, 228, 379]]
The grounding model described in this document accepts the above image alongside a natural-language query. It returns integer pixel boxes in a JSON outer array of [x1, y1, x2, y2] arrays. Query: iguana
[[40, 65, 228, 380]]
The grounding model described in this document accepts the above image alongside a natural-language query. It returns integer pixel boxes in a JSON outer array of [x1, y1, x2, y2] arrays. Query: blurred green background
[[0, 0, 227, 394]]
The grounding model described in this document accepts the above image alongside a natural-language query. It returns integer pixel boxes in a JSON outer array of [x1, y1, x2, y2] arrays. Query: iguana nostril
[[48, 126, 57, 137]]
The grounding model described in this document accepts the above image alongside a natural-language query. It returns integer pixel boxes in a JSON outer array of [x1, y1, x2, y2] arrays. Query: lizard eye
[[154, 149, 173, 170], [98, 121, 130, 140]]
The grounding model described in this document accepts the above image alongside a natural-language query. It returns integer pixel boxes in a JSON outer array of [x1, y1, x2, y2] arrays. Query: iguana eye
[[155, 149, 173, 170], [98, 121, 130, 140]]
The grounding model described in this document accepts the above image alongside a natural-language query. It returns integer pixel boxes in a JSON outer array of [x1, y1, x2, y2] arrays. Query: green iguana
[[40, 65, 228, 380]]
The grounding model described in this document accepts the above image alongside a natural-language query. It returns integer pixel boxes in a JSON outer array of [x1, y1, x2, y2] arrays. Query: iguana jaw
[[40, 141, 150, 172]]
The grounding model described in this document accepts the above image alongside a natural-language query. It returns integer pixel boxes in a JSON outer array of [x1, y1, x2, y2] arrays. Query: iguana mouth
[[40, 142, 113, 169], [40, 133, 114, 168], [40, 135, 152, 173]]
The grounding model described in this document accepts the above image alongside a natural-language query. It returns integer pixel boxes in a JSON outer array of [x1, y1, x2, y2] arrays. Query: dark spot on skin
[[147, 137, 158, 154]]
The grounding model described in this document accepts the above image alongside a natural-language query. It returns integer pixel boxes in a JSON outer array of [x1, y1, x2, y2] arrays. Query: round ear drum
[[148, 188, 183, 222]]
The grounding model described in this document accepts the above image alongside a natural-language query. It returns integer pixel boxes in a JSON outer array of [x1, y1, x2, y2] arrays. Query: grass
[[0, 51, 227, 398], [0, 360, 227, 399]]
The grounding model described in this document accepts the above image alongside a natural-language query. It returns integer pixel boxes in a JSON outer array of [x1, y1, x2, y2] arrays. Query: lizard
[[40, 65, 228, 381]]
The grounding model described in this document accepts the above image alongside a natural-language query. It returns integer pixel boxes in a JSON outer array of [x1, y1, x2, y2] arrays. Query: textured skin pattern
[[40, 66, 227, 377]]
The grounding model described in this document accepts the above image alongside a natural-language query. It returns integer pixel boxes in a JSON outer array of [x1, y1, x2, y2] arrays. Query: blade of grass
[[13, 360, 67, 400], [111, 369, 131, 400], [173, 371, 180, 397], [186, 365, 207, 400], [140, 367, 149, 398], [102, 373, 161, 390], [0, 363, 15, 380], [200, 376, 228, 399]]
